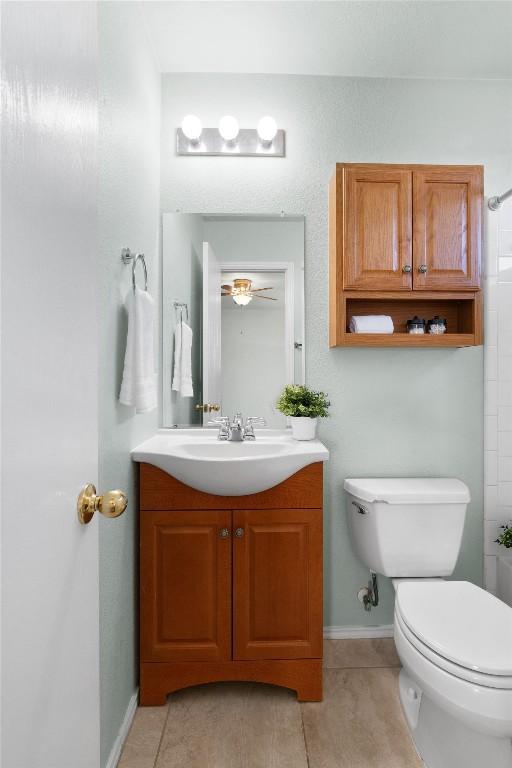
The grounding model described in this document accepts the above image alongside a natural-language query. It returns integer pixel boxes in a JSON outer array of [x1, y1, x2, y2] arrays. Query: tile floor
[[118, 639, 422, 768]]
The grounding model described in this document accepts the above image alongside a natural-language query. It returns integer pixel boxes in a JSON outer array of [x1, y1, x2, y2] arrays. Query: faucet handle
[[208, 416, 229, 425], [246, 416, 266, 426]]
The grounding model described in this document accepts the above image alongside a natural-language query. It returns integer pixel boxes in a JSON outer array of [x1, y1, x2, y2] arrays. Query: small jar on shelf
[[406, 316, 426, 335], [427, 316, 447, 335]]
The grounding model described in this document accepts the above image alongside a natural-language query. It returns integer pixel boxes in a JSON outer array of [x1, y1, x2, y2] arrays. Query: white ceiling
[[141, 1, 512, 80]]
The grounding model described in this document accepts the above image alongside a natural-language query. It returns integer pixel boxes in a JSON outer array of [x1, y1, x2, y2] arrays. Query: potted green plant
[[276, 384, 330, 440], [496, 523, 512, 549]]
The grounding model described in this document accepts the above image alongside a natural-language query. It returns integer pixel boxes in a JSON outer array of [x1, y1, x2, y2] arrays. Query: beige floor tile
[[155, 682, 308, 768], [324, 638, 400, 669], [118, 706, 169, 768], [301, 668, 421, 768]]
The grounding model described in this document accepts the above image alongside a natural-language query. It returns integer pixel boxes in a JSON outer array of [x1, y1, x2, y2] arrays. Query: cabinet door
[[344, 166, 412, 290], [233, 509, 322, 660], [140, 510, 232, 662], [413, 168, 482, 290]]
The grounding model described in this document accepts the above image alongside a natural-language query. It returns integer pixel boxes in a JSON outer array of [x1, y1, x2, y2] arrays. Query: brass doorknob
[[195, 403, 221, 413], [77, 483, 128, 525]]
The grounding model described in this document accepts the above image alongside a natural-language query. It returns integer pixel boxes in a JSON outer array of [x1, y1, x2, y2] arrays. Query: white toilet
[[344, 477, 512, 768]]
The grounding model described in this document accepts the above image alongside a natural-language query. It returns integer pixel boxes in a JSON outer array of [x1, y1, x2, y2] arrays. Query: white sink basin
[[131, 429, 329, 496]]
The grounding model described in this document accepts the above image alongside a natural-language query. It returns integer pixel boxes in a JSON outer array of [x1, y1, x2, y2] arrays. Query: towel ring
[[121, 248, 148, 292]]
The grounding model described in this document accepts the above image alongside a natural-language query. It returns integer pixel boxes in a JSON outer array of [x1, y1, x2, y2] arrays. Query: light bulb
[[257, 116, 278, 144], [218, 115, 239, 142], [233, 294, 252, 306], [181, 114, 202, 142]]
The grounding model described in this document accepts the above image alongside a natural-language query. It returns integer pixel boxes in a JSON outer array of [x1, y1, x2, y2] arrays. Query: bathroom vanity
[[137, 459, 324, 705]]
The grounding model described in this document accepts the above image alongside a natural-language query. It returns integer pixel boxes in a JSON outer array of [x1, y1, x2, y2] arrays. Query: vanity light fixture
[[176, 115, 285, 157]]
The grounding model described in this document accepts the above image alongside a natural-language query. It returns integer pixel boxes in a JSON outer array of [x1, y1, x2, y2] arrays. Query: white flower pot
[[289, 416, 318, 441]]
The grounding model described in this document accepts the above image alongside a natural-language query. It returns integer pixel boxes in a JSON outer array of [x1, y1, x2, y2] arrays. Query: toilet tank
[[344, 478, 470, 577]]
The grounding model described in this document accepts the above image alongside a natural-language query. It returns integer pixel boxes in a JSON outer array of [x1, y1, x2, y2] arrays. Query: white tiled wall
[[484, 199, 512, 592]]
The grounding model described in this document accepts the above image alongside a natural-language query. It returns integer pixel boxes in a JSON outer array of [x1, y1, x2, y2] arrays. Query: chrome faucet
[[208, 413, 266, 441]]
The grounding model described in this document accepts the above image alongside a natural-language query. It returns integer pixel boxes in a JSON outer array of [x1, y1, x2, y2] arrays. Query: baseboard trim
[[104, 688, 139, 768], [323, 625, 394, 639]]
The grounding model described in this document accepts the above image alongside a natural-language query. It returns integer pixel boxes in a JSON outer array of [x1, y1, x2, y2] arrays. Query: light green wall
[[161, 73, 512, 628], [98, 4, 160, 765]]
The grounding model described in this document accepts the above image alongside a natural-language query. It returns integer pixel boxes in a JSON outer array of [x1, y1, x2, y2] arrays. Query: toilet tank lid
[[344, 478, 471, 504]]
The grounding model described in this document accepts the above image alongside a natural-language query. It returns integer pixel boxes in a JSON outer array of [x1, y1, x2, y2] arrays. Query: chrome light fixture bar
[[177, 116, 285, 157]]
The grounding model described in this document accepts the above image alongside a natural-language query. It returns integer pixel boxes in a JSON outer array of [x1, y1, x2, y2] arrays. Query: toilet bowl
[[344, 477, 512, 768]]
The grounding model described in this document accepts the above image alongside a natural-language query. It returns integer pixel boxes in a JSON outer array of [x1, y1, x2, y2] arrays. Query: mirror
[[162, 214, 305, 428]]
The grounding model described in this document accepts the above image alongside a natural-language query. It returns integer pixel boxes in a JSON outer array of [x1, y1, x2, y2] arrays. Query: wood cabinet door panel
[[344, 167, 412, 290], [233, 509, 322, 660], [413, 168, 482, 290], [140, 510, 232, 662]]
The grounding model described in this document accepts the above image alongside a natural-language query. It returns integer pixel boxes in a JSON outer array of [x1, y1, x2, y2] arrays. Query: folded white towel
[[349, 315, 394, 334], [119, 288, 157, 413], [172, 320, 193, 397]]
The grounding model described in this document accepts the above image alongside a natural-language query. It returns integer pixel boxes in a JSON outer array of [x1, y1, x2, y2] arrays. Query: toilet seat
[[395, 607, 512, 689], [395, 580, 512, 680], [394, 615, 512, 739]]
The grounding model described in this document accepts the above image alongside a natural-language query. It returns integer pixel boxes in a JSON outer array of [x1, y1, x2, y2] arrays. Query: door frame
[[219, 261, 295, 386]]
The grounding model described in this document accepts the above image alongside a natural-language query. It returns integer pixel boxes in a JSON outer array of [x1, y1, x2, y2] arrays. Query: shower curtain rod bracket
[[488, 187, 512, 211]]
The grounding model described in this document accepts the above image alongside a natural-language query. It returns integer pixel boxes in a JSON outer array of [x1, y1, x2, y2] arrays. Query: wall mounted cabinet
[[329, 163, 483, 347], [139, 463, 323, 705]]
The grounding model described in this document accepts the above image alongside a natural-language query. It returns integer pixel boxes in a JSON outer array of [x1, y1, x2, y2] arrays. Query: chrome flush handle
[[351, 501, 368, 515]]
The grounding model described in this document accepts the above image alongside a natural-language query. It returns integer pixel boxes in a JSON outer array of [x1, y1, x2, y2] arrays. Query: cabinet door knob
[[234, 527, 244, 538], [418, 264, 428, 273], [402, 265, 412, 273], [218, 527, 231, 539]]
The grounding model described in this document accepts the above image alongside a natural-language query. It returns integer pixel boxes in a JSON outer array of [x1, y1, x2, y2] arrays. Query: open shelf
[[342, 333, 476, 347], [337, 292, 482, 347]]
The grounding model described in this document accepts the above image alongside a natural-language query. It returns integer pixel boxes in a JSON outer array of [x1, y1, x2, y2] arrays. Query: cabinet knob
[[218, 527, 231, 539], [418, 264, 428, 274], [234, 527, 244, 538], [402, 265, 412, 273]]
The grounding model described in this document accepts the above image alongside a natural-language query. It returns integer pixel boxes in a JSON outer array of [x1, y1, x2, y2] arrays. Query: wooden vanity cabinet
[[139, 462, 323, 705], [330, 163, 483, 347]]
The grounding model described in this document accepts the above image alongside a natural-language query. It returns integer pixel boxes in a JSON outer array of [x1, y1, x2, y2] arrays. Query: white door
[[1, 4, 101, 767], [202, 242, 222, 423]]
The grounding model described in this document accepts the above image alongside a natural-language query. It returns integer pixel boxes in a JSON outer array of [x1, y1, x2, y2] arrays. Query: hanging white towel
[[349, 315, 394, 334], [119, 287, 157, 413], [172, 320, 194, 397]]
